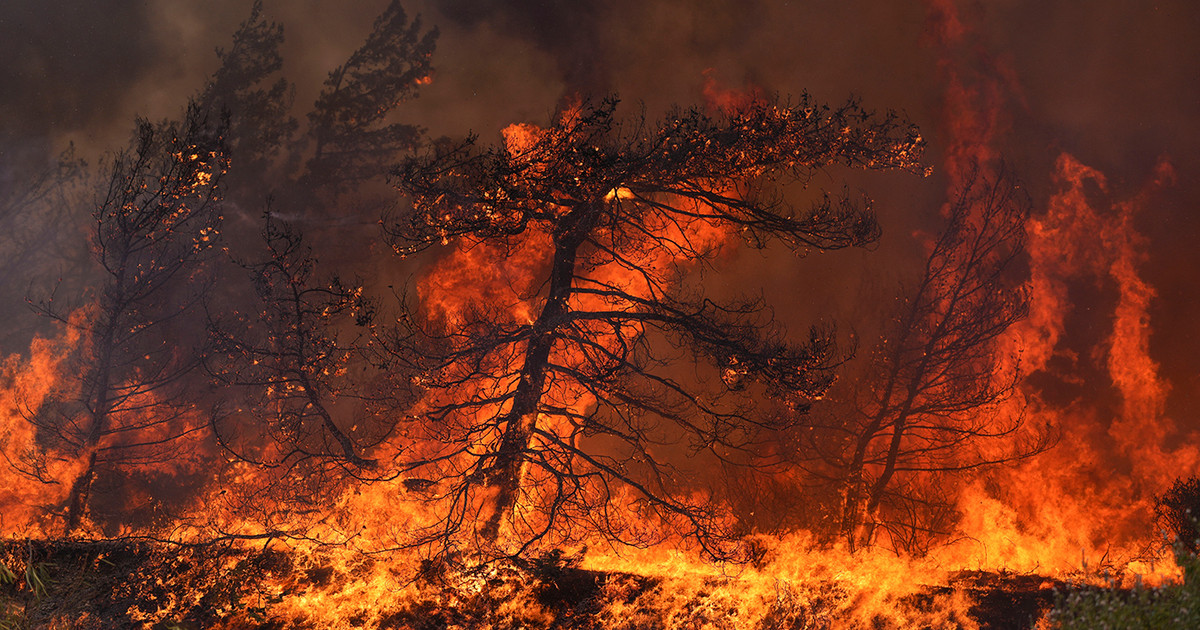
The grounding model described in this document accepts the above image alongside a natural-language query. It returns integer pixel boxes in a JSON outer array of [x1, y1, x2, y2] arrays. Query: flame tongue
[[944, 153, 1190, 580]]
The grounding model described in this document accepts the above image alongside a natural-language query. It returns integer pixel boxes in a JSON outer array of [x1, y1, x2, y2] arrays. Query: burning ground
[[1, 537, 1070, 629], [1, 0, 1199, 628]]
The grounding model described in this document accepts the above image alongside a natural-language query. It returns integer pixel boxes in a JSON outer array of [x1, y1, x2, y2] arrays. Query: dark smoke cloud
[[437, 0, 611, 94], [433, 0, 771, 100], [0, 1, 158, 145]]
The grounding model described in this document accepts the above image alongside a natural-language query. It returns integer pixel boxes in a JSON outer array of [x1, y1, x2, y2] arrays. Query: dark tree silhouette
[[192, 0, 435, 512], [29, 106, 227, 532], [0, 146, 85, 269], [0, 146, 86, 352], [193, 0, 436, 227], [5, 0, 436, 536], [197, 0, 297, 186], [1156, 477, 1200, 556], [304, 0, 437, 194], [207, 213, 387, 475], [385, 97, 925, 559], [807, 168, 1048, 552]]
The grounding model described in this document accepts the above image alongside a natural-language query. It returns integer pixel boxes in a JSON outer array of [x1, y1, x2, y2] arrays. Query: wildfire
[[0, 0, 1192, 627], [913, 0, 1191, 590], [0, 323, 85, 537], [940, 153, 1190, 583]]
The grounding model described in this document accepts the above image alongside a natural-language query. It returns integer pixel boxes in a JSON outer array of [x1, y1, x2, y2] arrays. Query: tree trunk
[[65, 452, 98, 532], [480, 202, 598, 543], [64, 297, 120, 532], [840, 393, 901, 549], [839, 272, 937, 550], [301, 372, 377, 469]]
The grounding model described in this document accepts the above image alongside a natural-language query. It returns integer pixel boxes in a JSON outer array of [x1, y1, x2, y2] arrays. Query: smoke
[[0, 0, 1190, 400], [436, 0, 612, 95], [0, 2, 158, 146]]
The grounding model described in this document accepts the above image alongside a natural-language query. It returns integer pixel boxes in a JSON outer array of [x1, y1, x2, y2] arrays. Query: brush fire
[[1, 0, 1197, 628]]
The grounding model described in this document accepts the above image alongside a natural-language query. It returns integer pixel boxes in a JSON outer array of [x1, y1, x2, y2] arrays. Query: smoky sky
[[0, 2, 158, 142], [5, 1, 1197, 165], [2, 0, 1200, 418], [434, 0, 771, 98], [437, 0, 613, 94]]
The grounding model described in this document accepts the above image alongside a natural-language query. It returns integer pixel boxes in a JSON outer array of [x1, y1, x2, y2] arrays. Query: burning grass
[[0, 538, 1088, 629]]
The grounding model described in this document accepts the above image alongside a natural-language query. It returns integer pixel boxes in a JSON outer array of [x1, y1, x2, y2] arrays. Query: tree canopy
[[385, 97, 925, 558]]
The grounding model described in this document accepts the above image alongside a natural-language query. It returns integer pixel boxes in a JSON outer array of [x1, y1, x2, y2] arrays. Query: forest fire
[[1, 0, 1197, 628]]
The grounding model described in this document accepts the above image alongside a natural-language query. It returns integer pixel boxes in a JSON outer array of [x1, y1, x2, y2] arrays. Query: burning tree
[[385, 97, 925, 558], [0, 0, 438, 538], [809, 168, 1047, 552], [27, 107, 227, 532]]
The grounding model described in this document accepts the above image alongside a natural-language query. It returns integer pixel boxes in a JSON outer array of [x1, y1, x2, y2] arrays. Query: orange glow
[[408, 103, 744, 555], [938, 154, 1190, 584], [1, 6, 1190, 625], [0, 322, 85, 537], [701, 68, 764, 114]]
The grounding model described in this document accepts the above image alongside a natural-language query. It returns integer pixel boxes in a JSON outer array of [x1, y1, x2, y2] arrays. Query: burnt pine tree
[[30, 106, 226, 532], [827, 168, 1048, 552], [386, 97, 925, 559]]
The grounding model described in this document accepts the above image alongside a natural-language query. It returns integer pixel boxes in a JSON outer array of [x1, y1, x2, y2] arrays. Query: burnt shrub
[[1156, 477, 1200, 554]]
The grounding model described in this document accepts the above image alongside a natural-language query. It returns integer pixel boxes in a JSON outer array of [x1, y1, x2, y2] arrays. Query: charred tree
[[822, 168, 1049, 552], [29, 107, 227, 533], [385, 97, 925, 559], [207, 213, 390, 478]]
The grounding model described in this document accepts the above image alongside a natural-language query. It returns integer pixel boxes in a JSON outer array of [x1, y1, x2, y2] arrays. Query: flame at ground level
[[3, 536, 1073, 629], [936, 153, 1190, 584], [0, 44, 1191, 630]]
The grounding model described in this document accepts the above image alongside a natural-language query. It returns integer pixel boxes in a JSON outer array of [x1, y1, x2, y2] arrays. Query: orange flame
[[910, 0, 1190, 589], [0, 315, 87, 536], [948, 154, 1191, 581]]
